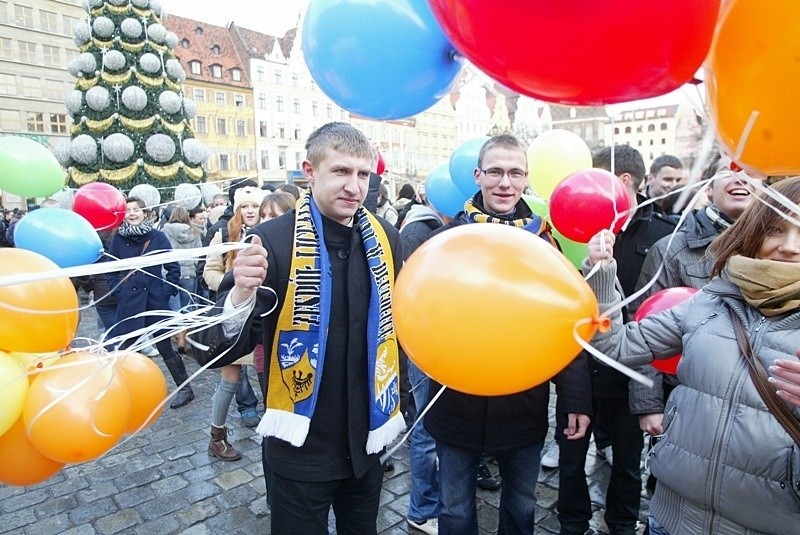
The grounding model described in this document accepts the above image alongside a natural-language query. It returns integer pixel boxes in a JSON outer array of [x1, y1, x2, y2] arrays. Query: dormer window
[[211, 64, 222, 78], [190, 60, 201, 75], [181, 38, 190, 48], [231, 68, 241, 82], [211, 45, 221, 56]]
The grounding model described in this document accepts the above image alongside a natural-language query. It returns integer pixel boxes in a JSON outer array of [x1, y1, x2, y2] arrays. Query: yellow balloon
[[708, 0, 800, 175], [527, 130, 592, 199], [0, 351, 29, 437], [394, 224, 600, 396]]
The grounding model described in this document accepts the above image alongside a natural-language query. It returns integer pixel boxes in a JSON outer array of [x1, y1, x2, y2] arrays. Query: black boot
[[170, 387, 194, 409], [162, 350, 193, 409]]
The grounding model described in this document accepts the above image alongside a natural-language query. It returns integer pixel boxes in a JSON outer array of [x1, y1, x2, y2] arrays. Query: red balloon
[[72, 182, 126, 231], [549, 169, 631, 244], [427, 0, 720, 105], [376, 149, 386, 175], [634, 287, 698, 375]]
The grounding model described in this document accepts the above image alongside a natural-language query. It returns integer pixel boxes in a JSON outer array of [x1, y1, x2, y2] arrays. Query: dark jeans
[[236, 364, 259, 415], [265, 460, 383, 535], [95, 302, 117, 332], [557, 397, 643, 535]]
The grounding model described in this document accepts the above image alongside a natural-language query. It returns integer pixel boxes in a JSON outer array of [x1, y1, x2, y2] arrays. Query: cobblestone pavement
[[0, 304, 649, 534]]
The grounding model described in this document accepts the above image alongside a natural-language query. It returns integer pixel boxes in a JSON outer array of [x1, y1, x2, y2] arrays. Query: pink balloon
[[72, 183, 126, 231], [634, 287, 698, 375], [549, 169, 631, 243]]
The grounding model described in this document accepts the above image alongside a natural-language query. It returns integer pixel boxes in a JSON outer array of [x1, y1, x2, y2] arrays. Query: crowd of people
[[4, 122, 800, 535]]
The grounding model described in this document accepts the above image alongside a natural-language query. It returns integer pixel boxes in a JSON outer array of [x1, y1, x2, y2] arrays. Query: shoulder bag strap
[[729, 309, 800, 446]]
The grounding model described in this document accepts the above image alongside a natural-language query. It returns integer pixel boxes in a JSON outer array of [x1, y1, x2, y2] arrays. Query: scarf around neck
[[727, 255, 800, 316], [464, 194, 558, 246], [259, 193, 404, 453], [117, 219, 153, 237], [705, 204, 733, 232]]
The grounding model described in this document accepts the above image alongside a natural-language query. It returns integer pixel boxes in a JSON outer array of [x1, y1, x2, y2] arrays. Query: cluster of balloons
[[425, 136, 487, 217], [0, 248, 166, 486], [394, 224, 600, 395]]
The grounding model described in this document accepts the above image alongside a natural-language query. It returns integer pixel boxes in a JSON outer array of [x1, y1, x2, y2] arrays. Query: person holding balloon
[[106, 196, 195, 410], [422, 134, 592, 535], [584, 176, 800, 535], [628, 152, 758, 496]]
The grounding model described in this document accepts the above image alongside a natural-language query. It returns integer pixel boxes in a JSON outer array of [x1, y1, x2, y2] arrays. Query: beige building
[[0, 0, 84, 209]]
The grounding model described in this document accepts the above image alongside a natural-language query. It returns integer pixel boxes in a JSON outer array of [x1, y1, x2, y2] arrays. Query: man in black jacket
[[423, 135, 592, 535], [194, 123, 404, 535]]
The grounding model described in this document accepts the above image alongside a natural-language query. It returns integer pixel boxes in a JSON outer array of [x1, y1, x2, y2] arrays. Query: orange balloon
[[0, 248, 79, 353], [394, 224, 599, 396], [112, 351, 167, 433], [0, 417, 64, 486], [9, 351, 60, 384], [23, 352, 132, 464], [707, 0, 800, 176]]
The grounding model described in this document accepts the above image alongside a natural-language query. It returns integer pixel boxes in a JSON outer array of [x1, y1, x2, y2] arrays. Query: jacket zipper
[[705, 314, 765, 532]]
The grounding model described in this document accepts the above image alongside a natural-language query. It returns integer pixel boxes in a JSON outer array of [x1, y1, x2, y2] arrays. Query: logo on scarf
[[278, 331, 319, 403]]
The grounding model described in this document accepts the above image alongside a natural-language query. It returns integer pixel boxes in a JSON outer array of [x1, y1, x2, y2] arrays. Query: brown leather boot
[[209, 426, 242, 461]]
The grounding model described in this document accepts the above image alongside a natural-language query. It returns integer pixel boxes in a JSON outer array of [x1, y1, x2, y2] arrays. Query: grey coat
[[586, 260, 800, 535]]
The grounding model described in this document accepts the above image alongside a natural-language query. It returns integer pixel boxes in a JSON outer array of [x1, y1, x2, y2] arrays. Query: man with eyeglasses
[[422, 134, 592, 535]]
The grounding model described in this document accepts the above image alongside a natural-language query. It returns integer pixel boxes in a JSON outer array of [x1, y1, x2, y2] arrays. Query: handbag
[[729, 310, 800, 446]]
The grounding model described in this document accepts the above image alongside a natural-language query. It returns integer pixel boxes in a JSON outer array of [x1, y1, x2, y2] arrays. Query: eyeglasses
[[480, 167, 528, 181]]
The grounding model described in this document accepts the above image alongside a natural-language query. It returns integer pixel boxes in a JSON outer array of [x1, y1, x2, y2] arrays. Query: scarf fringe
[[366, 412, 406, 454], [256, 408, 311, 447]]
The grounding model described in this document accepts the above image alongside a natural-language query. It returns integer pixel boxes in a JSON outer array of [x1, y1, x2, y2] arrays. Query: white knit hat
[[233, 186, 265, 212]]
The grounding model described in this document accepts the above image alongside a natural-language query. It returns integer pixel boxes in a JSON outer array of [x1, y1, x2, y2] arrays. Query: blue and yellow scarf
[[259, 193, 404, 453]]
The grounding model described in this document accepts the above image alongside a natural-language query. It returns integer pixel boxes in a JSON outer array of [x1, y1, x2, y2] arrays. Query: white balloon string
[[573, 318, 653, 387], [380, 383, 447, 465]]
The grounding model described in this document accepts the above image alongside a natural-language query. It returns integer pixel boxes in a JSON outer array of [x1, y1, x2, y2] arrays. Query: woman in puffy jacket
[[585, 176, 800, 535]]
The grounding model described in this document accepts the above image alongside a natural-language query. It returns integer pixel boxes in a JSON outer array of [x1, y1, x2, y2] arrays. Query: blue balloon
[[426, 163, 469, 218], [302, 0, 463, 120], [14, 208, 102, 268], [449, 136, 489, 197]]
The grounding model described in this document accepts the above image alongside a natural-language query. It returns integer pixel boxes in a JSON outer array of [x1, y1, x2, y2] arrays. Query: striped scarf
[[258, 193, 404, 452], [464, 195, 558, 246]]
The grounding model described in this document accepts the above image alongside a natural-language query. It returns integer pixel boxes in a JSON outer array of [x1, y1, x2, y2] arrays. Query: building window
[[42, 45, 59, 66], [14, 5, 32, 28], [260, 150, 269, 170], [258, 93, 266, 110], [189, 61, 201, 75], [21, 76, 40, 98], [211, 45, 221, 55], [278, 150, 286, 169], [26, 112, 45, 132], [231, 69, 241, 82], [277, 123, 285, 138], [650, 139, 654, 146], [216, 118, 227, 135], [195, 27, 203, 35], [295, 151, 302, 170], [294, 125, 301, 140], [65, 48, 78, 62], [40, 10, 58, 32], [259, 121, 267, 137], [0, 38, 11, 59], [624, 126, 632, 134], [211, 64, 222, 78], [648, 124, 656, 132], [312, 101, 318, 116], [613, 127, 619, 135], [0, 109, 20, 130], [291, 73, 299, 87], [195, 116, 207, 134], [193, 88, 204, 102], [0, 2, 6, 24], [0, 73, 14, 95], [637, 140, 642, 147], [234, 94, 244, 107], [18, 41, 36, 63], [63, 15, 78, 36], [276, 96, 284, 112], [219, 154, 229, 171], [50, 113, 67, 134], [256, 67, 264, 82], [215, 91, 225, 106], [238, 152, 249, 170], [636, 126, 643, 133], [293, 98, 300, 114], [661, 138, 667, 145], [181, 38, 189, 48], [660, 122, 668, 130], [274, 69, 282, 85], [236, 119, 246, 137], [326, 104, 332, 118], [43, 79, 62, 99]]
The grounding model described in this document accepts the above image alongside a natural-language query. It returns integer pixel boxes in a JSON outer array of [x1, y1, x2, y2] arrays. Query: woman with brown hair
[[203, 186, 265, 461], [585, 176, 800, 534]]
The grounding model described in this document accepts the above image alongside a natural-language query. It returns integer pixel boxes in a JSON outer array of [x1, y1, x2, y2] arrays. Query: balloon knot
[[592, 315, 612, 333]]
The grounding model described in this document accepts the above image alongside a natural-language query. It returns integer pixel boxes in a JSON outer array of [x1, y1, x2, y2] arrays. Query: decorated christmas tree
[[53, 0, 209, 195]]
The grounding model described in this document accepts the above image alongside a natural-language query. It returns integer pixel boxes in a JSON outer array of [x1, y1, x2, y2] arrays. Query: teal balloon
[[302, 0, 462, 120], [449, 137, 489, 197], [426, 163, 469, 217], [14, 208, 102, 268], [0, 137, 65, 197]]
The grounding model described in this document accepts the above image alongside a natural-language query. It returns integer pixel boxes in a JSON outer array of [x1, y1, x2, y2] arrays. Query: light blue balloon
[[302, 0, 462, 120], [14, 208, 102, 268], [449, 136, 489, 197], [426, 163, 469, 218]]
